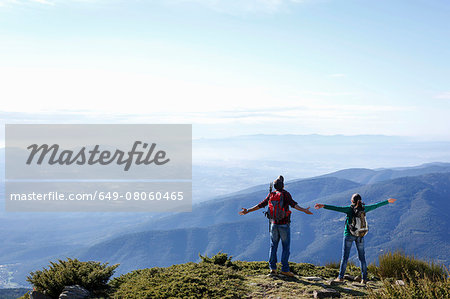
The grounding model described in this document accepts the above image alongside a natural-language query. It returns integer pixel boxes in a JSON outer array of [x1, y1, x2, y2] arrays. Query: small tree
[[27, 258, 119, 298]]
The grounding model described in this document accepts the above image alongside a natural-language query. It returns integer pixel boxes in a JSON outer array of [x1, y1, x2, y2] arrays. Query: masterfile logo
[[5, 124, 192, 212], [26, 141, 170, 171]]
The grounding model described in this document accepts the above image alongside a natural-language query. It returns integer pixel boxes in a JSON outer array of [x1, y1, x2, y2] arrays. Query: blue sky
[[0, 0, 449, 139]]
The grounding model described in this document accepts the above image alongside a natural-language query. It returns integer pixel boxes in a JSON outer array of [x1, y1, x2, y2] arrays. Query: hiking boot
[[361, 279, 367, 285], [280, 271, 295, 277], [267, 269, 277, 276], [333, 277, 345, 283]]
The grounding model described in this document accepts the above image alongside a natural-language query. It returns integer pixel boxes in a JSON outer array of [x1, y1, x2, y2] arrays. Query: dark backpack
[[349, 204, 369, 237], [265, 191, 291, 223]]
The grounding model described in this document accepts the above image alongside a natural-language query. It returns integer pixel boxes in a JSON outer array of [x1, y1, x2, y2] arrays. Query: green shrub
[[199, 252, 234, 268], [325, 261, 340, 269], [372, 250, 445, 281], [110, 262, 247, 298], [349, 262, 363, 278], [368, 271, 450, 299], [367, 262, 378, 275], [27, 258, 119, 298]]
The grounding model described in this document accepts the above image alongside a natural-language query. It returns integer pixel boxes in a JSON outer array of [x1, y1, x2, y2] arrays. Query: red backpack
[[266, 191, 291, 223]]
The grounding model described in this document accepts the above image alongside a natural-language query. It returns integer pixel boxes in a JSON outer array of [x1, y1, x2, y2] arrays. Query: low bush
[[199, 251, 234, 268], [110, 262, 247, 298], [372, 250, 445, 281], [325, 261, 340, 269], [368, 271, 450, 299], [27, 258, 118, 298]]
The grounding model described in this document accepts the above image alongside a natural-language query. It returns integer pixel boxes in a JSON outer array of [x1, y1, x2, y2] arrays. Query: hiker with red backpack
[[315, 194, 397, 284], [239, 175, 313, 277]]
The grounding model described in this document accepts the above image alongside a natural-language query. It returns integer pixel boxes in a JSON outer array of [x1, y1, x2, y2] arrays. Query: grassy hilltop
[[14, 251, 449, 299]]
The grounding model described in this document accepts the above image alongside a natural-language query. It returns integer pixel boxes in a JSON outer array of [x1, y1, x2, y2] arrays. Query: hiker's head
[[351, 193, 363, 208], [273, 175, 284, 191]]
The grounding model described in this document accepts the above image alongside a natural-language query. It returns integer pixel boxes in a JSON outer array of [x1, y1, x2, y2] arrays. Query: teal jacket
[[324, 200, 389, 236]]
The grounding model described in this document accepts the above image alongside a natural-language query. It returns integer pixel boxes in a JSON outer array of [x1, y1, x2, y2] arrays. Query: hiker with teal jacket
[[315, 194, 397, 284]]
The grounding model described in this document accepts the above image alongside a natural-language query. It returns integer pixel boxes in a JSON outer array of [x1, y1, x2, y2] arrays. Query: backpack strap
[[279, 190, 292, 222], [347, 204, 356, 232]]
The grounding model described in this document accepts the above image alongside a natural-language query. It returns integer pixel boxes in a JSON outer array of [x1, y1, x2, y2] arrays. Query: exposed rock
[[313, 288, 341, 298], [58, 285, 90, 299], [30, 291, 52, 299], [303, 276, 324, 281], [395, 280, 405, 286]]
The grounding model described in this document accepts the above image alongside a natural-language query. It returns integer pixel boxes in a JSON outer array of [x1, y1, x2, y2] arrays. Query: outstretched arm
[[239, 205, 261, 215], [294, 204, 313, 215], [365, 198, 397, 212], [315, 203, 351, 213]]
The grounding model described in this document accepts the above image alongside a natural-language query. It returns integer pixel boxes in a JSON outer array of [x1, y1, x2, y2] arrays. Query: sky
[[0, 0, 449, 139]]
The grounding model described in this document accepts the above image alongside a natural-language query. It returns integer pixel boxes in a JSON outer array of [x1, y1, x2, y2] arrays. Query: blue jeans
[[269, 223, 291, 272], [339, 234, 367, 280]]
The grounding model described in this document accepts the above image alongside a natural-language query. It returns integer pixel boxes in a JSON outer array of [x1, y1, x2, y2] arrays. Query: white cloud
[[0, 0, 52, 5], [0, 0, 17, 6], [0, 66, 300, 115], [304, 91, 353, 97], [0, 66, 415, 130], [0, 0, 307, 11], [174, 0, 306, 14], [0, 0, 104, 7], [31, 0, 54, 4]]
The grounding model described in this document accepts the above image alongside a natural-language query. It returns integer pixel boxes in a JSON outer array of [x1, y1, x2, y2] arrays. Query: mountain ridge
[[77, 172, 450, 278], [2, 163, 450, 287]]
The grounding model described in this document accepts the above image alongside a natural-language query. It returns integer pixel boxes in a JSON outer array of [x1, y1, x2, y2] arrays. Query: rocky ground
[[245, 273, 383, 298]]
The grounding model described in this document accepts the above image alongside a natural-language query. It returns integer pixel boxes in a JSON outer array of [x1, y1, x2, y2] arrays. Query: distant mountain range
[[317, 162, 450, 184], [78, 167, 450, 278], [192, 135, 450, 201], [1, 136, 450, 287]]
